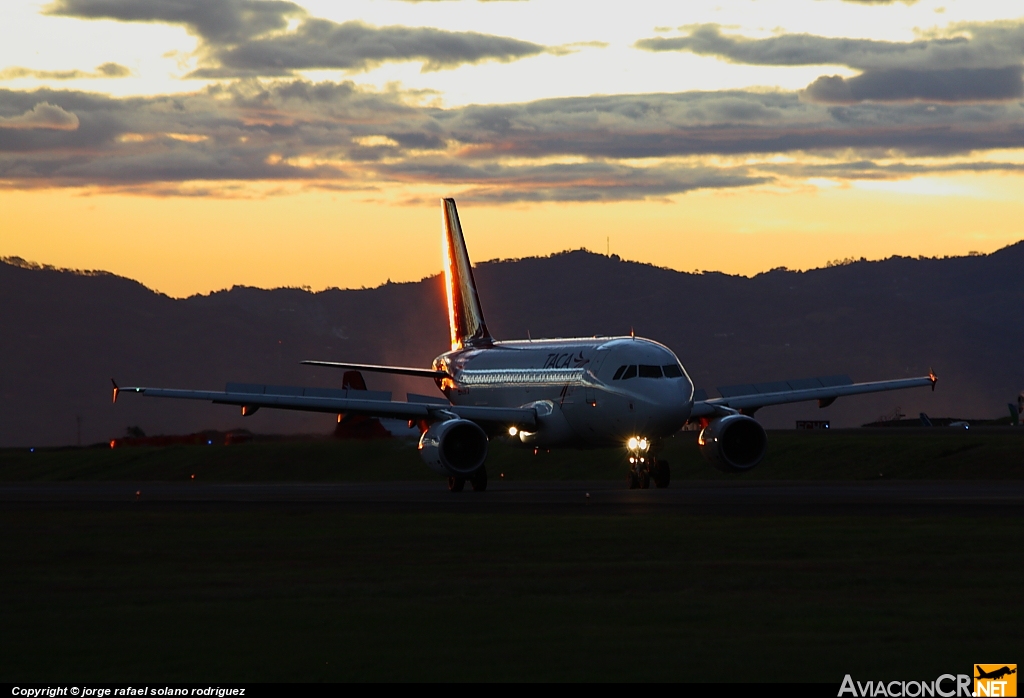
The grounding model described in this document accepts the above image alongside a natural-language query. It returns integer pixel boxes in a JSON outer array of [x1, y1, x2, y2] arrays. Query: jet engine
[[698, 414, 768, 473], [418, 418, 489, 476]]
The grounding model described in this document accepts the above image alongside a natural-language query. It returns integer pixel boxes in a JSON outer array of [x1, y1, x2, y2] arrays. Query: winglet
[[929, 368, 938, 391], [441, 198, 492, 350], [111, 379, 120, 404]]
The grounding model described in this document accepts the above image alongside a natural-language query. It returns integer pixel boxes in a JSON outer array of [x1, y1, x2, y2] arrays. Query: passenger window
[[639, 365, 662, 378], [612, 365, 626, 380], [621, 365, 637, 380], [663, 364, 683, 378]]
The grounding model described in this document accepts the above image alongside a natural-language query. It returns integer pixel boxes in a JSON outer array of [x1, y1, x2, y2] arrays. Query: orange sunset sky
[[2, 0, 1023, 297]]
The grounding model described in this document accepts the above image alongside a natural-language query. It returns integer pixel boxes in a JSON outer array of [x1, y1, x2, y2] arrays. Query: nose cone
[[672, 371, 695, 424], [641, 366, 693, 435]]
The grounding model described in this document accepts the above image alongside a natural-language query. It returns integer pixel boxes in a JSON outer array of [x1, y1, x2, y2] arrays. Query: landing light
[[628, 436, 650, 452]]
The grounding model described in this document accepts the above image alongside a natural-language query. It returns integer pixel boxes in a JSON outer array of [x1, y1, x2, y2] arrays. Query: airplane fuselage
[[433, 336, 694, 448]]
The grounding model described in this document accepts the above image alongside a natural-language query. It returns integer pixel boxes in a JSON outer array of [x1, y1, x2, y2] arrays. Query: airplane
[[976, 666, 1016, 681], [113, 198, 937, 492]]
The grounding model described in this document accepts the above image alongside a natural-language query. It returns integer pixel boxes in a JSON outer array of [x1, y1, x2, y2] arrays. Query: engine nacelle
[[698, 414, 768, 473], [418, 419, 489, 476]]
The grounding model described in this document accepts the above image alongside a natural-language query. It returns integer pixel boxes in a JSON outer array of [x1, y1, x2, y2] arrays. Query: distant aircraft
[[976, 666, 1016, 681], [114, 198, 936, 491], [920, 413, 969, 429]]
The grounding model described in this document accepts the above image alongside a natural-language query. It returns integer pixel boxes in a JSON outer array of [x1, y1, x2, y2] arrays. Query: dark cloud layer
[[637, 22, 1024, 71], [381, 159, 767, 202], [803, 66, 1024, 103], [435, 91, 1024, 158], [48, 0, 304, 42], [200, 19, 545, 76], [50, 0, 546, 76], [636, 21, 1024, 103], [2, 80, 1023, 200]]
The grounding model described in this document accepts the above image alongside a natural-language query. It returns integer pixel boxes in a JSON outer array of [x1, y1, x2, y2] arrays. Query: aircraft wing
[[299, 360, 448, 379], [113, 382, 537, 430], [689, 374, 936, 419]]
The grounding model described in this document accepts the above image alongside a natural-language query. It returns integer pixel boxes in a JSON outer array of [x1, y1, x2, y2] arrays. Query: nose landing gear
[[626, 445, 670, 489], [627, 465, 651, 489]]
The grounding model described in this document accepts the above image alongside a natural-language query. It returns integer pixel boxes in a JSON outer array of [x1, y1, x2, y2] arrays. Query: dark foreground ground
[[1, 430, 1021, 682], [3, 480, 1024, 517], [3, 428, 1023, 482]]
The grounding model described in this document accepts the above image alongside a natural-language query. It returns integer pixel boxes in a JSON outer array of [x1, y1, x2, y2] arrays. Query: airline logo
[[838, 669, 1017, 697], [975, 665, 1016, 697]]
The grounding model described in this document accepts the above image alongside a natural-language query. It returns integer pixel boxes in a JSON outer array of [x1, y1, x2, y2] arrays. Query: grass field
[[0, 507, 1021, 682], [1, 429, 1022, 482], [1, 430, 1021, 682]]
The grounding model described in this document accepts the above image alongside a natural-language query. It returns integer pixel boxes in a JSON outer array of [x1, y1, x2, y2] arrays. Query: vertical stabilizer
[[441, 198, 492, 350]]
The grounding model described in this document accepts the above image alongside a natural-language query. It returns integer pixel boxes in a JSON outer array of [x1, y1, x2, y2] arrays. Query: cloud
[[636, 22, 1024, 71], [50, 0, 546, 77], [378, 159, 768, 202], [763, 158, 1024, 180], [2, 80, 1024, 200], [197, 19, 546, 76], [96, 62, 132, 77], [432, 91, 1024, 160], [0, 102, 79, 130], [0, 63, 131, 81], [48, 0, 304, 42], [0, 81, 424, 185], [636, 21, 1024, 103], [802, 66, 1024, 103]]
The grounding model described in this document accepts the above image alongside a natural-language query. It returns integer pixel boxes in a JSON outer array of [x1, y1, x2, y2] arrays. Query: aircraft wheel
[[447, 476, 465, 492], [638, 468, 651, 489], [627, 470, 640, 489], [471, 468, 487, 492], [652, 460, 671, 489]]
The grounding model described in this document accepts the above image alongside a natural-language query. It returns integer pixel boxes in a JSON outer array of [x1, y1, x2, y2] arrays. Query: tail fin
[[342, 370, 367, 391], [441, 198, 492, 350]]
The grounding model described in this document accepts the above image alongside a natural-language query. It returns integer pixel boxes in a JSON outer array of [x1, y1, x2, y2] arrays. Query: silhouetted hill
[[2, 244, 1022, 447]]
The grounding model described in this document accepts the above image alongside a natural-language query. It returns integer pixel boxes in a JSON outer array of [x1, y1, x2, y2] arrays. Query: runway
[[2, 480, 1023, 515]]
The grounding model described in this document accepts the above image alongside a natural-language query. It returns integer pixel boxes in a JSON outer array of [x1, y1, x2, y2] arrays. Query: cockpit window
[[639, 365, 663, 378], [614, 364, 679, 380]]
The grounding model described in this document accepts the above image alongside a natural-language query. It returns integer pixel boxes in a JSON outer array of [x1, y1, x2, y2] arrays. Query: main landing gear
[[448, 467, 487, 493]]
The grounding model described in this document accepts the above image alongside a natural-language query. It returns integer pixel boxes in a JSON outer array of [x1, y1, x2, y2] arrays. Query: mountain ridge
[[1, 243, 1022, 447]]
